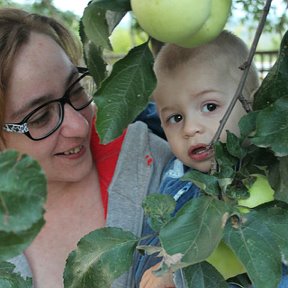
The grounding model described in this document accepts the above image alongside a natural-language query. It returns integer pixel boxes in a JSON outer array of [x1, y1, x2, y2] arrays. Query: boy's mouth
[[188, 144, 213, 161]]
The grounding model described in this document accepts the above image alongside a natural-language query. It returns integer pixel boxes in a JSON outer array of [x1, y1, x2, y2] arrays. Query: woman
[[0, 8, 172, 287]]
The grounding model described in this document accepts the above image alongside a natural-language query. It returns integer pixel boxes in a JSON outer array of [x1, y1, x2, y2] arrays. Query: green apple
[[130, 0, 212, 43], [175, 0, 232, 48], [238, 174, 275, 213], [131, 0, 232, 48], [206, 240, 246, 280]]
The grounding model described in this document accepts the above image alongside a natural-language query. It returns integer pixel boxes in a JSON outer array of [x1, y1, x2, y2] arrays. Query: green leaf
[[182, 262, 228, 288], [217, 174, 234, 195], [82, 2, 112, 50], [79, 19, 107, 88], [136, 245, 162, 256], [225, 180, 249, 201], [239, 111, 258, 139], [95, 42, 156, 143], [0, 219, 44, 261], [256, 205, 288, 261], [226, 132, 247, 160], [0, 150, 46, 233], [142, 194, 176, 232], [181, 170, 220, 197], [106, 10, 127, 34], [229, 274, 252, 288], [64, 227, 139, 288], [80, 20, 107, 87], [82, 0, 130, 51], [214, 142, 238, 168], [88, 0, 131, 11], [253, 30, 288, 110], [269, 156, 288, 203], [0, 261, 32, 287], [159, 197, 229, 267], [224, 211, 282, 288], [217, 166, 235, 180], [239, 145, 277, 176], [250, 97, 288, 156], [86, 42, 107, 87]]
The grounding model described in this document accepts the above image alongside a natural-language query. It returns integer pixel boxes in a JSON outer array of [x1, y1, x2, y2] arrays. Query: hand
[[139, 263, 176, 288]]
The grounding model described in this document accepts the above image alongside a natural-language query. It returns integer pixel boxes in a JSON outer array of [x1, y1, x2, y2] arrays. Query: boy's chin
[[186, 160, 213, 173]]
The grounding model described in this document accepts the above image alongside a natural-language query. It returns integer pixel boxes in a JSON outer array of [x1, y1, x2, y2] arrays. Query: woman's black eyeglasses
[[3, 67, 96, 141]]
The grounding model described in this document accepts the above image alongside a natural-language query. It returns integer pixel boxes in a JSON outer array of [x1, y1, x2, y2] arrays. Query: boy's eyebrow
[[159, 106, 174, 114], [158, 89, 222, 115], [10, 67, 78, 120], [193, 89, 220, 98]]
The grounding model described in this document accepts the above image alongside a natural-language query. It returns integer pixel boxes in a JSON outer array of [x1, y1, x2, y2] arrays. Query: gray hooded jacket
[[9, 121, 173, 287]]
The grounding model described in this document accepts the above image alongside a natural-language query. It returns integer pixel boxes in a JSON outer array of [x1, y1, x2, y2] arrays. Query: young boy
[[135, 30, 260, 288]]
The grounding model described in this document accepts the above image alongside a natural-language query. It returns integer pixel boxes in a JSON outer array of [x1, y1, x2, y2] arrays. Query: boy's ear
[[241, 87, 259, 113], [150, 37, 165, 58], [250, 87, 259, 102], [248, 87, 259, 110]]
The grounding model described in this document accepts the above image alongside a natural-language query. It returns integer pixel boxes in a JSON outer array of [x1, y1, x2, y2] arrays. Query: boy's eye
[[167, 114, 183, 124], [203, 103, 217, 112]]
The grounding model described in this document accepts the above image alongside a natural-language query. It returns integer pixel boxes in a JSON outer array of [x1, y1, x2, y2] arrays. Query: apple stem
[[208, 0, 273, 147]]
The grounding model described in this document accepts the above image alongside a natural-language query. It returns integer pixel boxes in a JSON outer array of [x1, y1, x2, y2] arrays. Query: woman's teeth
[[63, 146, 82, 155]]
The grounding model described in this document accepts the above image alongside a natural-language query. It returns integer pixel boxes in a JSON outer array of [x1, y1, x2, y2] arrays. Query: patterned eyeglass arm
[[3, 123, 29, 134]]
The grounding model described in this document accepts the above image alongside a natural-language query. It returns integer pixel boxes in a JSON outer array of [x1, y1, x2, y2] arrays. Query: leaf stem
[[209, 0, 273, 147]]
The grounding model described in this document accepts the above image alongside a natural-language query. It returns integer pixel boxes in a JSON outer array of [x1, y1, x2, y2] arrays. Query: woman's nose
[[60, 104, 91, 138]]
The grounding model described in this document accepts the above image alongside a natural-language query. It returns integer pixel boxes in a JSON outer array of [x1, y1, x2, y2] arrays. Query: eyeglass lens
[[27, 73, 95, 140]]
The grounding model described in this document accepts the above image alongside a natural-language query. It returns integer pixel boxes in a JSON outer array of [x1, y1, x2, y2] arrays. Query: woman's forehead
[[5, 33, 73, 118], [9, 32, 73, 96], [12, 32, 71, 73]]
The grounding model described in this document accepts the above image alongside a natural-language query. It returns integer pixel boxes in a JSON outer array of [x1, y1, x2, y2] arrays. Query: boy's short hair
[[153, 30, 260, 102]]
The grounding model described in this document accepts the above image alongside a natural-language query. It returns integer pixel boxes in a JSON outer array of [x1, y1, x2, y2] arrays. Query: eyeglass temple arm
[[77, 66, 89, 74], [3, 123, 29, 134]]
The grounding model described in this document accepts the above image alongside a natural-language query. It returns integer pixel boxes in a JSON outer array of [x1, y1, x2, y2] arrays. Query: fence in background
[[254, 50, 278, 80]]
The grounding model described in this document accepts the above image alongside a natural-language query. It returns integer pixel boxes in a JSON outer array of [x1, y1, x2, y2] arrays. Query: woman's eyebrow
[[10, 67, 78, 119], [10, 93, 53, 120]]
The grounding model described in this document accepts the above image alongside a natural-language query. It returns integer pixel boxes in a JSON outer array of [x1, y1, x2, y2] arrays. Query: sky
[[13, 0, 90, 16], [51, 0, 90, 15], [14, 0, 285, 15], [13, 0, 286, 20], [12, 0, 286, 50]]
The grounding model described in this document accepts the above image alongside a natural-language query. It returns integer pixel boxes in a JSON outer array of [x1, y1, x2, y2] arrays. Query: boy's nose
[[182, 118, 203, 138]]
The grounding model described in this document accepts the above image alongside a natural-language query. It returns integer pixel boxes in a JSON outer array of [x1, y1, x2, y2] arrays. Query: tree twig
[[208, 0, 273, 147]]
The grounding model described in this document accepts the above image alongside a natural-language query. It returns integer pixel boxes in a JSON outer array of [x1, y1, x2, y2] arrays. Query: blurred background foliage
[[235, 0, 288, 36], [0, 0, 80, 39], [0, 0, 287, 79], [0, 0, 287, 54]]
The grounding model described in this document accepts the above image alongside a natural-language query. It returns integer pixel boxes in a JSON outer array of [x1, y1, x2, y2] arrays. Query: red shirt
[[90, 125, 126, 218]]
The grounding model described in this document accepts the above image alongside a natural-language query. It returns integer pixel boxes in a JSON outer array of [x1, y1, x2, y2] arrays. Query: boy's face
[[154, 58, 246, 172]]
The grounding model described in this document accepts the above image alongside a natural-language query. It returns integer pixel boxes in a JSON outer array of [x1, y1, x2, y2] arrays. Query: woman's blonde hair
[[0, 8, 82, 142]]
